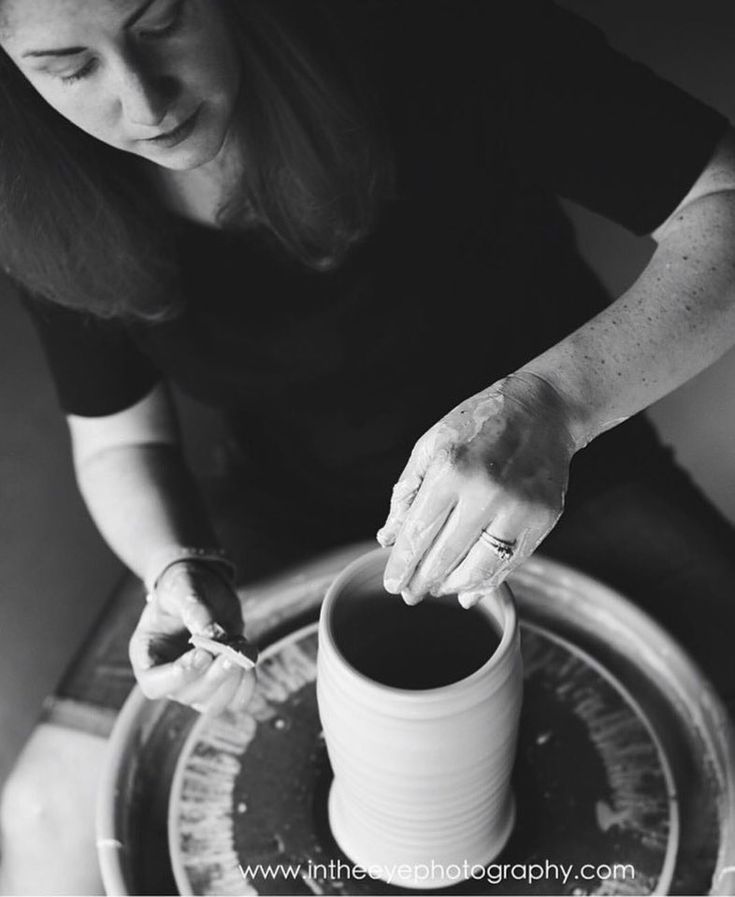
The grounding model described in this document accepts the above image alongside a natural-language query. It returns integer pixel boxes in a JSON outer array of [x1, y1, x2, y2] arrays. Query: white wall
[[0, 285, 123, 786]]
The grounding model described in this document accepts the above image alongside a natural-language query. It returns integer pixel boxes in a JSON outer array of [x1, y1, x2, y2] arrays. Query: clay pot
[[317, 546, 522, 889]]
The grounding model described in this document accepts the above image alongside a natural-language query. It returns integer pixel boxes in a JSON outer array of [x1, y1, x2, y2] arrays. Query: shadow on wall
[[1, 0, 735, 787]]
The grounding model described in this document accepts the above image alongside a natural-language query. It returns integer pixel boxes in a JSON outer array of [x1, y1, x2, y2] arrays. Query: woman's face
[[0, 0, 241, 170]]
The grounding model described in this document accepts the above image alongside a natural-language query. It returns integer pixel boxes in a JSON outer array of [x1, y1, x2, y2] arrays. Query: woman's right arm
[[68, 383, 254, 715]]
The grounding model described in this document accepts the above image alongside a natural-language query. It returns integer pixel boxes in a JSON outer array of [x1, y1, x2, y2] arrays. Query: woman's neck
[[153, 131, 243, 227]]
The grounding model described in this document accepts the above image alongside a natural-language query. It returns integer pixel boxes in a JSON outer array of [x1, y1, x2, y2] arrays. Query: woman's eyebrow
[[21, 0, 161, 58]]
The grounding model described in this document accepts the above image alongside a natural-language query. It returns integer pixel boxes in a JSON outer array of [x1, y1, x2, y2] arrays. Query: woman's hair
[[0, 0, 394, 320]]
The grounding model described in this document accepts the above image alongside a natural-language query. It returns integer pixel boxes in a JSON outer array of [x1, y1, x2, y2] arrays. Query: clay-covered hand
[[129, 561, 255, 715], [376, 371, 577, 607]]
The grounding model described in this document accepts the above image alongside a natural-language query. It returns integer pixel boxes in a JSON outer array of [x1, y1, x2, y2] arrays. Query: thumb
[[166, 588, 223, 638], [153, 562, 228, 637]]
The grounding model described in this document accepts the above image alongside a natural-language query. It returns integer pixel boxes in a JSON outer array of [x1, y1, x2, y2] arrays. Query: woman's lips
[[142, 105, 202, 149]]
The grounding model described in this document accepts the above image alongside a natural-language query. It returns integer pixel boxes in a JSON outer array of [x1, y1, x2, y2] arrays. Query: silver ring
[[479, 530, 517, 562]]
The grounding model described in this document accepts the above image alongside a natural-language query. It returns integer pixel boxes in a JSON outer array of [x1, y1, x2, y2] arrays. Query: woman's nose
[[118, 65, 174, 128]]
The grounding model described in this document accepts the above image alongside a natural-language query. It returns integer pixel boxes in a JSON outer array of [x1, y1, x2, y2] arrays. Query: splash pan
[[97, 547, 735, 896]]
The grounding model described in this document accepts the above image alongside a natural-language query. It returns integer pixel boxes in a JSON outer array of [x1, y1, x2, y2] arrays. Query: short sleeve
[[473, 0, 732, 235], [22, 294, 162, 417]]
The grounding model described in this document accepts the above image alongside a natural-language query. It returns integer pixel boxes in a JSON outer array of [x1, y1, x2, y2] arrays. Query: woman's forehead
[[0, 0, 165, 44]]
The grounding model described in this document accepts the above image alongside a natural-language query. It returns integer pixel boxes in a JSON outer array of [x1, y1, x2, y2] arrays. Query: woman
[[4, 0, 735, 892], [1, 0, 735, 722]]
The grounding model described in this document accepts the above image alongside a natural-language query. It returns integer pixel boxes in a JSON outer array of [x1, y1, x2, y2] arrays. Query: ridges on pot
[[317, 546, 523, 890]]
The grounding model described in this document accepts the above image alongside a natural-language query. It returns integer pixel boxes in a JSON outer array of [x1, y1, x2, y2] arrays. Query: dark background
[[1, 0, 734, 788]]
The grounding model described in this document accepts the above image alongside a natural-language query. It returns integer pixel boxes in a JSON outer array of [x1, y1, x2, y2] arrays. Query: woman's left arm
[[526, 129, 735, 452], [378, 129, 735, 605]]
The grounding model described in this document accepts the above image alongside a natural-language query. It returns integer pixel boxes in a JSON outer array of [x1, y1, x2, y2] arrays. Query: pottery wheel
[[169, 619, 677, 897], [99, 549, 735, 897]]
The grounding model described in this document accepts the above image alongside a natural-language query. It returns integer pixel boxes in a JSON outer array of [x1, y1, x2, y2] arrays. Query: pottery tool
[[188, 631, 259, 670]]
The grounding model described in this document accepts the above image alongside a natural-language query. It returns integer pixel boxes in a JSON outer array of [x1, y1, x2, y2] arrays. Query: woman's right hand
[[129, 561, 255, 716]]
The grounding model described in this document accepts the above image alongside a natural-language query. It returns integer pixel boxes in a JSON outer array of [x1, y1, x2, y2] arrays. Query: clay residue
[[552, 656, 671, 850], [523, 631, 672, 895], [175, 639, 318, 895]]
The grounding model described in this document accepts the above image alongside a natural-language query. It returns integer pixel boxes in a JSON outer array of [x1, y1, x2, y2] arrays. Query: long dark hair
[[0, 0, 393, 320]]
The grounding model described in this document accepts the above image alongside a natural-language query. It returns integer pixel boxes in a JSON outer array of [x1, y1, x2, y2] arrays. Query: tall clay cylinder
[[316, 546, 523, 889]]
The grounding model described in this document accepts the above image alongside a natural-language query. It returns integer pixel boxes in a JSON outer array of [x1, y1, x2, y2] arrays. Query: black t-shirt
[[22, 0, 731, 512]]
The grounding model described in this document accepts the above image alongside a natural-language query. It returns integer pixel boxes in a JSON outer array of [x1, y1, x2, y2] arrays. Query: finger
[[376, 462, 425, 549], [130, 603, 195, 674], [480, 503, 525, 545], [153, 566, 224, 636], [390, 499, 456, 603], [383, 471, 456, 601], [189, 664, 243, 717], [129, 618, 158, 672], [442, 504, 527, 600], [229, 670, 257, 713], [406, 490, 503, 598], [135, 648, 214, 700], [446, 540, 508, 606], [173, 591, 220, 637], [168, 654, 242, 708]]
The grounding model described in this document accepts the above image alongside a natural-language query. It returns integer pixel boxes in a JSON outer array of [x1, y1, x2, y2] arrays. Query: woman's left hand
[[376, 371, 578, 606], [129, 560, 254, 716]]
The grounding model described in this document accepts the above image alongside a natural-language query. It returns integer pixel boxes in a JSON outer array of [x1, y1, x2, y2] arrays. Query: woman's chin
[[135, 110, 232, 172], [139, 137, 222, 171]]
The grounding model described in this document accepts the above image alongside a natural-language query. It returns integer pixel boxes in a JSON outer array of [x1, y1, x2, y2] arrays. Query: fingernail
[[192, 649, 212, 670], [384, 577, 400, 593], [401, 589, 420, 606]]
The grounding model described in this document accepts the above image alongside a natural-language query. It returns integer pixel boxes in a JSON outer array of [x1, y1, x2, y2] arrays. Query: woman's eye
[[60, 58, 98, 84], [139, 0, 186, 39]]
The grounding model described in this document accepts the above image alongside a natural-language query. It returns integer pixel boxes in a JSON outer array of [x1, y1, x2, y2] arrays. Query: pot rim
[[319, 546, 519, 705]]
